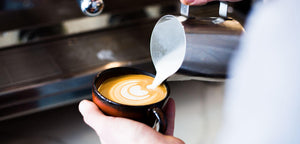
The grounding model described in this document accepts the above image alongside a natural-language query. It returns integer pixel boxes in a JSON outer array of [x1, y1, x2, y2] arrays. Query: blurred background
[[0, 0, 252, 143]]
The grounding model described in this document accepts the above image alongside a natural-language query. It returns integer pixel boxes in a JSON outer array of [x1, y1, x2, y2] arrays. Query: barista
[[79, 0, 300, 144]]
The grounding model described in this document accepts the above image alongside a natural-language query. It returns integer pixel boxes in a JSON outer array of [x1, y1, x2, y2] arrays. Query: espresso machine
[[0, 0, 251, 134], [0, 0, 176, 121]]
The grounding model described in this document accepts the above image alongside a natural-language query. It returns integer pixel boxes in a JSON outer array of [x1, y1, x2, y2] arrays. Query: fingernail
[[79, 99, 88, 105], [79, 100, 89, 112]]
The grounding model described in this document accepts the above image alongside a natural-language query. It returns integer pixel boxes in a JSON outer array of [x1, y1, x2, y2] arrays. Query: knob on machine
[[80, 0, 104, 16]]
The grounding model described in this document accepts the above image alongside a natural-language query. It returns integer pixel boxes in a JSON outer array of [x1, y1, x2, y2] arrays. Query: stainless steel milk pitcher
[[150, 2, 245, 82]]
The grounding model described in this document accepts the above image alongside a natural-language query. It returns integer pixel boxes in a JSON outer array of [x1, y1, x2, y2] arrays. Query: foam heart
[[130, 85, 149, 96]]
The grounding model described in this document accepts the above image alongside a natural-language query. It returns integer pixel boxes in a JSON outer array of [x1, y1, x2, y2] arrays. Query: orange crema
[[98, 74, 167, 106]]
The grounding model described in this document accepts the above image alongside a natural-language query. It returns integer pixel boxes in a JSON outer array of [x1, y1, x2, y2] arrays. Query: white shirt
[[217, 0, 300, 144]]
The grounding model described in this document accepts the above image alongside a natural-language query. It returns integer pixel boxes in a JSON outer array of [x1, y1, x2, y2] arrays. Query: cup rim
[[92, 67, 170, 107]]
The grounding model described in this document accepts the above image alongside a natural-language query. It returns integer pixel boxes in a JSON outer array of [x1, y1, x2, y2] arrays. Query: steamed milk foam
[[98, 74, 167, 106]]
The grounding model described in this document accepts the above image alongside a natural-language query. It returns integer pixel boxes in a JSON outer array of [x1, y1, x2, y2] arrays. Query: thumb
[[78, 100, 106, 134]]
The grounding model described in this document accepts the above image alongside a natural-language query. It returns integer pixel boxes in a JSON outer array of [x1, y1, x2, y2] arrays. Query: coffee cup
[[92, 67, 170, 133]]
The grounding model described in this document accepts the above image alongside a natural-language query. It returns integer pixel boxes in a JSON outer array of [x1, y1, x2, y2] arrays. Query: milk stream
[[147, 49, 184, 89]]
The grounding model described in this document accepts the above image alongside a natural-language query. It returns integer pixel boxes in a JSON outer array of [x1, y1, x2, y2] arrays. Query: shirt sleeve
[[216, 1, 300, 144]]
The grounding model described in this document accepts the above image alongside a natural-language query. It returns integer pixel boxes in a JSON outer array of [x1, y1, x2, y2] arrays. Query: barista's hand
[[180, 0, 241, 5], [79, 98, 184, 144]]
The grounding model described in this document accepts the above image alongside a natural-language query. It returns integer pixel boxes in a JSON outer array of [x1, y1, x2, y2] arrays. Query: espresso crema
[[98, 74, 167, 106]]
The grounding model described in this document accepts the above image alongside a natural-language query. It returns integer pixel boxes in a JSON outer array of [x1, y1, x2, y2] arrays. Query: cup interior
[[92, 67, 169, 107]]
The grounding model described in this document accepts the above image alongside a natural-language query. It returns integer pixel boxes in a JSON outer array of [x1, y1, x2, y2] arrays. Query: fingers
[[180, 0, 215, 5], [181, 0, 241, 5], [164, 98, 176, 136], [78, 100, 106, 134], [79, 99, 177, 136]]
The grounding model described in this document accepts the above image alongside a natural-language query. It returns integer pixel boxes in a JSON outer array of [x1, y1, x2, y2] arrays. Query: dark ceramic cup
[[92, 67, 170, 133]]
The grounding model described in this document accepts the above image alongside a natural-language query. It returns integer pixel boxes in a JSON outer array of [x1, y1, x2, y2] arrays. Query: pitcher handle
[[180, 2, 228, 18]]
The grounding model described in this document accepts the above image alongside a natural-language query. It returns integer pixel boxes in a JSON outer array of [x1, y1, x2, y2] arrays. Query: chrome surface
[[180, 17, 244, 77], [80, 0, 104, 16], [150, 14, 244, 79], [180, 2, 228, 18], [219, 2, 228, 18], [180, 3, 189, 17]]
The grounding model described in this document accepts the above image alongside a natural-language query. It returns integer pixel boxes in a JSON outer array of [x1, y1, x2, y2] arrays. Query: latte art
[[98, 74, 167, 106]]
